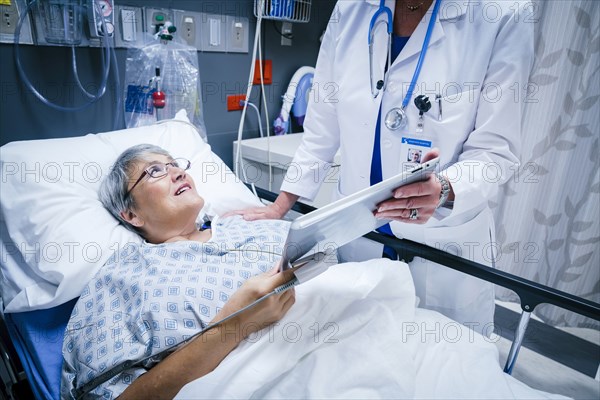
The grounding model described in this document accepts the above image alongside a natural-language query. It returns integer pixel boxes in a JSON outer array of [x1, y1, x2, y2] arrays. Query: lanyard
[[399, 0, 442, 110]]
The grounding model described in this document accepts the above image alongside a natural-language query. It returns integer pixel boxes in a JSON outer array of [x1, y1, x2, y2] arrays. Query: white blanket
[[175, 260, 566, 399]]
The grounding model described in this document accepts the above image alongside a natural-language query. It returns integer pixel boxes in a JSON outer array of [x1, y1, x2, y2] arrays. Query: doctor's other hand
[[225, 203, 286, 221], [215, 267, 296, 338], [225, 191, 299, 221], [375, 149, 451, 225]]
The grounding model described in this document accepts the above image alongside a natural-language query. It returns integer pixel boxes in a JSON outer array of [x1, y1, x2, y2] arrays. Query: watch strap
[[436, 173, 451, 209]]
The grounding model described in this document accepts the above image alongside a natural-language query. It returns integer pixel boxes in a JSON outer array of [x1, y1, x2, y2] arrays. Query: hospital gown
[[61, 216, 290, 399]]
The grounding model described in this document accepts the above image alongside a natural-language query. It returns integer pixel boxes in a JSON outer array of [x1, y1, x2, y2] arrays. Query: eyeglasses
[[125, 158, 191, 198]]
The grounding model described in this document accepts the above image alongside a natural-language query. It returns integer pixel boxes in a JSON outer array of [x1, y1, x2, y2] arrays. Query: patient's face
[[127, 154, 204, 242]]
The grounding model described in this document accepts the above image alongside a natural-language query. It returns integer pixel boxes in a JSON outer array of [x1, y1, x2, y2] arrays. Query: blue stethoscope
[[369, 0, 442, 130]]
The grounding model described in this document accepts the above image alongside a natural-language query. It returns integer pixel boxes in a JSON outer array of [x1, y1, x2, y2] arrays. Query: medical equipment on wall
[[368, 0, 441, 131], [254, 0, 312, 23], [149, 67, 166, 109], [273, 66, 314, 135], [30, 0, 114, 45], [13, 0, 121, 127], [123, 31, 205, 133]]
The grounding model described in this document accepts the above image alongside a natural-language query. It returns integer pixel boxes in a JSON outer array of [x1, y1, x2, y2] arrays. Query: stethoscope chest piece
[[384, 107, 408, 130]]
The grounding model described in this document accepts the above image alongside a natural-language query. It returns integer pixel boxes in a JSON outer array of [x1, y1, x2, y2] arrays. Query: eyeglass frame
[[124, 158, 191, 199]]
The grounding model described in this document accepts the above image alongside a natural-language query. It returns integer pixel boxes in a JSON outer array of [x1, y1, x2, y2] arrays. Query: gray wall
[[0, 0, 336, 167]]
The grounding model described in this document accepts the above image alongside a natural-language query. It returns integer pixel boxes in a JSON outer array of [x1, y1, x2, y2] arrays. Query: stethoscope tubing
[[368, 0, 393, 44], [369, 19, 392, 97], [368, 0, 443, 113]]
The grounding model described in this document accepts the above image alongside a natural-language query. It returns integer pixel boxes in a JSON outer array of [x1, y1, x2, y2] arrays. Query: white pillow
[[0, 110, 263, 312]]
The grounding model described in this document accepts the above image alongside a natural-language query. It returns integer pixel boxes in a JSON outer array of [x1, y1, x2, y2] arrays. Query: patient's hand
[[118, 267, 296, 400], [216, 267, 296, 337]]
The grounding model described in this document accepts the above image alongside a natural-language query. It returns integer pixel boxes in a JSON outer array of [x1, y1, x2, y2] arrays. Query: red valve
[[152, 91, 166, 109]]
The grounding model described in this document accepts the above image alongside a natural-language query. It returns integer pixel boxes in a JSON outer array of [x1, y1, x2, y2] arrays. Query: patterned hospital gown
[[61, 216, 290, 399]]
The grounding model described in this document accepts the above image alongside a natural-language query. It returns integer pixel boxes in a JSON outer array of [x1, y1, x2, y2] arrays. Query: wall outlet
[[227, 94, 246, 111], [0, 1, 18, 35], [281, 22, 292, 46], [181, 15, 196, 45], [0, 0, 33, 44], [114, 5, 144, 48], [253, 59, 272, 85], [225, 14, 248, 53], [173, 9, 202, 50], [200, 13, 226, 52]]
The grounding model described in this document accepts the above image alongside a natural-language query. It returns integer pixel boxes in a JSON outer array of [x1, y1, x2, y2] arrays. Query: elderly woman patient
[[61, 144, 296, 399]]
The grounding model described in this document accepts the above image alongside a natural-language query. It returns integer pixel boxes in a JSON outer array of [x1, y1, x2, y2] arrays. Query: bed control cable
[[74, 246, 337, 399], [75, 275, 298, 399]]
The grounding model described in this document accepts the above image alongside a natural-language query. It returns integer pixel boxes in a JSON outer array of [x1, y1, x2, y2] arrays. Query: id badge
[[400, 137, 433, 171]]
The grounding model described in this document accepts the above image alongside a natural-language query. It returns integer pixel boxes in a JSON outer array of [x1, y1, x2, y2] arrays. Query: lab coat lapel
[[390, 2, 445, 69], [388, 0, 470, 68]]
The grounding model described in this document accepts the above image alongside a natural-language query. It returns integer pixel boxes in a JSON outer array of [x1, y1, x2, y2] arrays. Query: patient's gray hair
[[99, 144, 171, 232]]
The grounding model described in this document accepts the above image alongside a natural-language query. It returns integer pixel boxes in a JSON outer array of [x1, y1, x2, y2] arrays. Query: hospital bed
[[0, 112, 598, 399]]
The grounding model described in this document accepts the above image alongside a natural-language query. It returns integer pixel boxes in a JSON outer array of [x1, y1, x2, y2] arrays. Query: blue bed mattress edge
[[5, 298, 78, 400]]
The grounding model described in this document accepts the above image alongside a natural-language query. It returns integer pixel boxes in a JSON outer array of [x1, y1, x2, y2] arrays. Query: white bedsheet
[[175, 260, 567, 399]]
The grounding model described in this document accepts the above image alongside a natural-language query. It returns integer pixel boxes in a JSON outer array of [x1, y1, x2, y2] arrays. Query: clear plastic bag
[[123, 36, 206, 138]]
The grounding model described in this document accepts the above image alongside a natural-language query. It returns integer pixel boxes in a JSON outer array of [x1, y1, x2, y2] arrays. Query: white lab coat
[[281, 0, 534, 332]]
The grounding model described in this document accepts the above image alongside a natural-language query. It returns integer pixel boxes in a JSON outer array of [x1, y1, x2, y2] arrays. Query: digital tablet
[[281, 157, 440, 270]]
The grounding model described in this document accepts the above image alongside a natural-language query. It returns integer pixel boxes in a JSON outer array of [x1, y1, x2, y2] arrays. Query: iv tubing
[[256, 18, 273, 192], [235, 0, 265, 195], [235, 0, 275, 196], [242, 101, 265, 138], [71, 45, 106, 99], [110, 46, 122, 129], [76, 272, 299, 399]]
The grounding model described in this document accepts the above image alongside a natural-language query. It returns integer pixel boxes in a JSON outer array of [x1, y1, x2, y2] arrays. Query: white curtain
[[494, 1, 599, 328]]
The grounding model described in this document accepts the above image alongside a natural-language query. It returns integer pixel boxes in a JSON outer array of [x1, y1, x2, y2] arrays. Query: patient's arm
[[117, 268, 296, 400]]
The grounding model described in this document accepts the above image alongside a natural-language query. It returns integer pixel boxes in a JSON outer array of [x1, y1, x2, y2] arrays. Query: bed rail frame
[[254, 187, 600, 375], [1, 188, 599, 399]]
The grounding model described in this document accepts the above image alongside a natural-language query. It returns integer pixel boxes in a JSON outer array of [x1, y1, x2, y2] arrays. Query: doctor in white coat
[[236, 0, 534, 333]]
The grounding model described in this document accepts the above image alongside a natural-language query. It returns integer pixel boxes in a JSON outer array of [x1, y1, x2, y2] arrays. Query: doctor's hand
[[225, 203, 287, 221], [225, 191, 300, 221], [215, 267, 296, 338], [374, 149, 451, 225]]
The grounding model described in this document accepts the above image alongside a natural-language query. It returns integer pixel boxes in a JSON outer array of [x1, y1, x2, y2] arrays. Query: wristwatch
[[436, 173, 451, 209]]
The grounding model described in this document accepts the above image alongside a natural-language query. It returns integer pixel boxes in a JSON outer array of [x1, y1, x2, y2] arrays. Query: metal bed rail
[[1, 187, 598, 398], [254, 186, 600, 374]]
